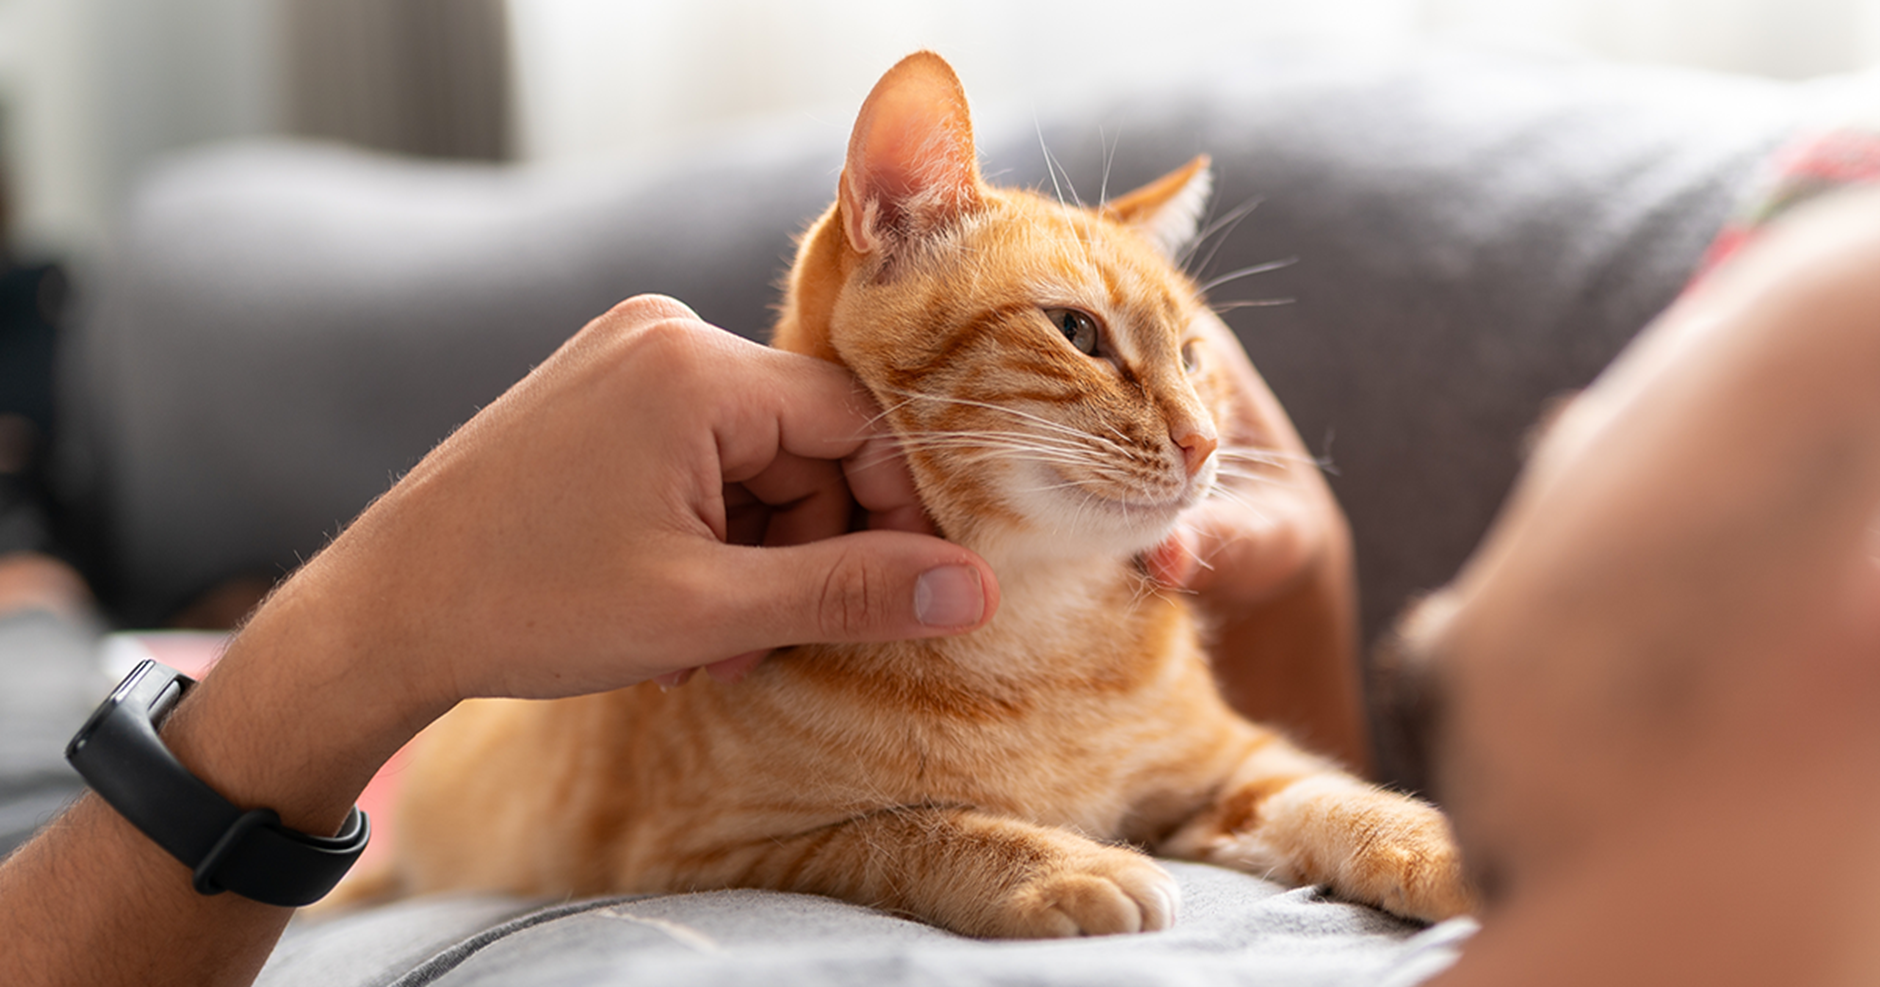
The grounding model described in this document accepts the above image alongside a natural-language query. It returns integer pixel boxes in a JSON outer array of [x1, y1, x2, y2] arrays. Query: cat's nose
[[1174, 426, 1218, 478]]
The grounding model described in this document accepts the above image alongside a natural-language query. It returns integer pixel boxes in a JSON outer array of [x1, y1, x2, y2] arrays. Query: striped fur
[[365, 52, 1473, 936]]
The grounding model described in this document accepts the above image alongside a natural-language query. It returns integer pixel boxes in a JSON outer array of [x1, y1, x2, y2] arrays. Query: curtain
[[286, 0, 512, 161]]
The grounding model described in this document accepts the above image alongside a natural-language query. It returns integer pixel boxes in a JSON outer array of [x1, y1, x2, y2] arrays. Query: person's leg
[[1422, 188, 1880, 986]]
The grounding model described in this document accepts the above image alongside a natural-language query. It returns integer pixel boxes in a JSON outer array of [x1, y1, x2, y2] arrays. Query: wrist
[[157, 552, 450, 838]]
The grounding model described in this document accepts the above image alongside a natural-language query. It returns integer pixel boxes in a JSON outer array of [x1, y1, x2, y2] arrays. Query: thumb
[[701, 530, 1000, 653]]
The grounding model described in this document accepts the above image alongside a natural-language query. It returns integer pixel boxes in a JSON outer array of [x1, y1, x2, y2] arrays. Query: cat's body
[[365, 52, 1473, 936]]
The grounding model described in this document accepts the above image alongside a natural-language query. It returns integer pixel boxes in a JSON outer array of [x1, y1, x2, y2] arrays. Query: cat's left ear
[[839, 51, 985, 256], [1103, 155, 1213, 260]]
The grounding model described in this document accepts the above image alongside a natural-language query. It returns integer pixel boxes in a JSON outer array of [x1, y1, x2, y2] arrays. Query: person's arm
[[1147, 315, 1368, 773], [0, 295, 999, 987]]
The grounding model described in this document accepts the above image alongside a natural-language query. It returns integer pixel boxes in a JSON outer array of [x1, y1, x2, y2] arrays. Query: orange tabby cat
[[364, 52, 1473, 936]]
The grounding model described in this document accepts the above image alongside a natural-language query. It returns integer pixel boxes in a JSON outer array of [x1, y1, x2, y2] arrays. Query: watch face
[[66, 659, 156, 756]]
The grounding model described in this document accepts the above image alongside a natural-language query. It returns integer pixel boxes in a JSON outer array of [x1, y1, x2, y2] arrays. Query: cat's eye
[[1181, 341, 1201, 374], [1046, 308, 1100, 357]]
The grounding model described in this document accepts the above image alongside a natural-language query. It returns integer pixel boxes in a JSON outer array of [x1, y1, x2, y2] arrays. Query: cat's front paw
[[1171, 774, 1477, 924], [1274, 781, 1477, 922], [1344, 798, 1476, 923], [992, 846, 1181, 938]]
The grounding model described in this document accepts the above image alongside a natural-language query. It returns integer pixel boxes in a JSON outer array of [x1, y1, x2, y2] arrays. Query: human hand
[[1142, 313, 1347, 608], [1136, 313, 1366, 769], [284, 295, 999, 708]]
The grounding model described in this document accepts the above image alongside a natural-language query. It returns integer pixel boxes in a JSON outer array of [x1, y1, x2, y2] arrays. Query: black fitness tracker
[[65, 659, 370, 907]]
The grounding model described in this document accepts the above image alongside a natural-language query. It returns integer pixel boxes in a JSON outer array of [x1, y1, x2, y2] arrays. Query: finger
[[702, 650, 769, 684], [763, 493, 856, 548], [869, 503, 937, 536], [693, 530, 1000, 654], [1144, 527, 1200, 589], [848, 435, 938, 535], [1161, 498, 1315, 602], [709, 342, 893, 478], [652, 668, 697, 690], [844, 435, 925, 516], [723, 485, 772, 546], [738, 454, 857, 547]]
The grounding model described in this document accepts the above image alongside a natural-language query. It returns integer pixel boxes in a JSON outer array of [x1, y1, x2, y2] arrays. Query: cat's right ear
[[1104, 155, 1213, 261], [839, 51, 984, 256]]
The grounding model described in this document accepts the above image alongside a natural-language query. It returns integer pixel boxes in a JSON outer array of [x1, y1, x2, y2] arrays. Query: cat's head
[[775, 52, 1234, 565]]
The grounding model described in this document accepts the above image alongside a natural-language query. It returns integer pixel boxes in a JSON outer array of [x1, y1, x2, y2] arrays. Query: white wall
[[505, 0, 1423, 164], [9, 0, 1880, 260], [0, 0, 108, 257], [0, 0, 282, 260], [504, 0, 1880, 167], [1424, 0, 1880, 77]]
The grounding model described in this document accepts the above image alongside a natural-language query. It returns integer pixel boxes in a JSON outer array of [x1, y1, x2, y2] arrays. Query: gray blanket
[[259, 868, 1475, 987]]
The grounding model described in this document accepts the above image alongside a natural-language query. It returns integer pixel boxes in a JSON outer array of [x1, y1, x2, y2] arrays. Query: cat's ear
[[1103, 155, 1212, 260], [839, 51, 984, 256]]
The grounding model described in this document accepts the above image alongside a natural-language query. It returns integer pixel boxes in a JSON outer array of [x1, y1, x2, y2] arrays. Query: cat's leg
[[1162, 738, 1475, 922], [688, 807, 1179, 938]]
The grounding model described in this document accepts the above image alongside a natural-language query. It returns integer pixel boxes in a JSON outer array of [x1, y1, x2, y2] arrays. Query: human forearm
[[1205, 519, 1368, 774], [0, 551, 436, 987]]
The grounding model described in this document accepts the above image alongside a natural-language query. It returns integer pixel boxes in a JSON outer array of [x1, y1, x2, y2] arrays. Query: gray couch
[[3, 41, 1831, 985]]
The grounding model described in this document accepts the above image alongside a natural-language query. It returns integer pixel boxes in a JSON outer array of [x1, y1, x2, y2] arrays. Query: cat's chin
[[986, 500, 1188, 567], [977, 524, 1177, 573], [985, 468, 1212, 564]]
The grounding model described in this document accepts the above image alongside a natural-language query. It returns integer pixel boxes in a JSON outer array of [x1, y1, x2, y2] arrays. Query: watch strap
[[66, 659, 370, 907]]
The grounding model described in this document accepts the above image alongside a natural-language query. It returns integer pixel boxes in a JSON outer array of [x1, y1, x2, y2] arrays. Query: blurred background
[[7, 0, 1880, 266]]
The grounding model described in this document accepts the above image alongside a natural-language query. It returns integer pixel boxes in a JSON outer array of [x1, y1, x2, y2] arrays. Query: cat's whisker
[[845, 449, 907, 476], [1209, 298, 1296, 314], [1030, 122, 1100, 270], [1202, 485, 1273, 527], [1200, 258, 1298, 294], [912, 445, 1110, 478], [1217, 445, 1327, 468], [894, 430, 1092, 451], [879, 388, 1135, 457], [893, 432, 1109, 465], [896, 425, 1098, 448], [1211, 472, 1287, 491], [1034, 118, 1072, 211], [860, 396, 921, 430], [1013, 479, 1091, 497], [1205, 484, 1259, 510], [1182, 195, 1265, 274], [1210, 458, 1288, 477], [1213, 449, 1289, 467], [1097, 124, 1121, 210]]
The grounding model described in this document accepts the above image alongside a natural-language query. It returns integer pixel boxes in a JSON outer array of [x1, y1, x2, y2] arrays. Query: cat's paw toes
[[1344, 800, 1477, 923], [997, 850, 1180, 938], [1367, 821, 1476, 923], [1191, 779, 1478, 924]]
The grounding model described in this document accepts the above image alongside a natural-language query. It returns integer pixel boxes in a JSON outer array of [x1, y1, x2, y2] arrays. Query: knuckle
[[816, 550, 882, 640], [602, 311, 720, 388], [608, 293, 699, 326], [586, 296, 707, 360]]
